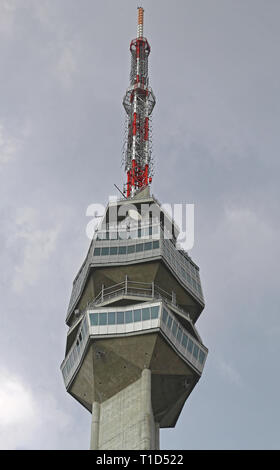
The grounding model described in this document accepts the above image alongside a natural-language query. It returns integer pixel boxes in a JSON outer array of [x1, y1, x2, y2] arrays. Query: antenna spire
[[137, 7, 144, 38], [122, 8, 156, 198]]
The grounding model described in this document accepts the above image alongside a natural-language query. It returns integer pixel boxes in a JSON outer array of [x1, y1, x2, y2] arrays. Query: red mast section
[[123, 7, 156, 198]]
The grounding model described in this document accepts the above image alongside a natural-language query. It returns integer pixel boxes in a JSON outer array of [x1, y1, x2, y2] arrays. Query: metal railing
[[85, 279, 174, 309]]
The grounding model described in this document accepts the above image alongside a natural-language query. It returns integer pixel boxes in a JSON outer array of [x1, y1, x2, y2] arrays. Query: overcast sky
[[0, 0, 279, 450]]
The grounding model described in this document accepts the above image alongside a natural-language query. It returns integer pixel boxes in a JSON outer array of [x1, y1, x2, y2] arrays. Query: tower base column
[[90, 369, 159, 450]]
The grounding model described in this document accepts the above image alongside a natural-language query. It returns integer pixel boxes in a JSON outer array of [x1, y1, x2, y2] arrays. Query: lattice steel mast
[[123, 7, 156, 198]]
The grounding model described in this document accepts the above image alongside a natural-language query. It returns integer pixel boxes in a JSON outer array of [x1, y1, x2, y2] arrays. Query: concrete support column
[[155, 422, 160, 450], [140, 368, 153, 450], [90, 401, 100, 450], [89, 370, 159, 450]]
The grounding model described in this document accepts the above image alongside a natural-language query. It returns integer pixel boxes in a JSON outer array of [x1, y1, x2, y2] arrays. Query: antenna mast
[[123, 7, 156, 197]]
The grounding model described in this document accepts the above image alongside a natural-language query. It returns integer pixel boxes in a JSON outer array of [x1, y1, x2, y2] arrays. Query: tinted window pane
[[101, 247, 109, 255], [99, 312, 107, 325], [199, 350, 206, 365], [90, 314, 98, 326], [134, 309, 141, 322], [149, 226, 153, 236], [94, 248, 101, 256], [142, 308, 150, 321], [151, 306, 159, 319], [136, 243, 143, 252], [182, 334, 188, 348], [172, 321, 178, 337], [110, 232, 117, 240], [193, 344, 199, 359], [127, 245, 135, 254], [117, 311, 124, 324], [187, 338, 194, 354], [108, 312, 116, 325], [144, 227, 149, 237], [177, 328, 182, 343], [125, 310, 133, 323], [153, 240, 159, 249], [110, 246, 118, 255], [118, 246, 127, 255], [144, 242, 152, 251], [162, 308, 168, 324], [167, 316, 173, 330]]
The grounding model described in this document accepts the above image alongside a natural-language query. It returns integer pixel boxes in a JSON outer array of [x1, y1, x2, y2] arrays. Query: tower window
[[99, 312, 107, 325], [151, 306, 159, 319], [108, 312, 116, 324], [199, 350, 206, 365], [172, 321, 178, 337], [167, 316, 172, 330], [125, 310, 133, 323], [110, 231, 117, 240], [136, 243, 144, 252], [187, 339, 194, 354], [117, 311, 124, 324], [90, 314, 98, 326], [162, 308, 168, 324], [182, 334, 188, 348], [142, 307, 150, 321], [144, 242, 152, 251], [193, 344, 199, 360], [143, 227, 149, 237], [134, 309, 141, 322]]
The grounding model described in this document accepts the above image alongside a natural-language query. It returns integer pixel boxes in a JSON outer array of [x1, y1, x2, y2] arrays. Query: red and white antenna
[[123, 7, 156, 198]]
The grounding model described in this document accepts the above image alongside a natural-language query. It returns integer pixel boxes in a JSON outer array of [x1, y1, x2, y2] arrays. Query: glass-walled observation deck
[[61, 300, 208, 390]]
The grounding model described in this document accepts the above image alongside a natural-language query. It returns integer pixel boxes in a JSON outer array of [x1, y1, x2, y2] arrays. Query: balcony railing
[[89, 279, 174, 307]]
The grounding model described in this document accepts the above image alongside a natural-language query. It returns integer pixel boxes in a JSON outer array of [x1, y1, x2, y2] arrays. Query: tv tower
[[61, 8, 207, 450]]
